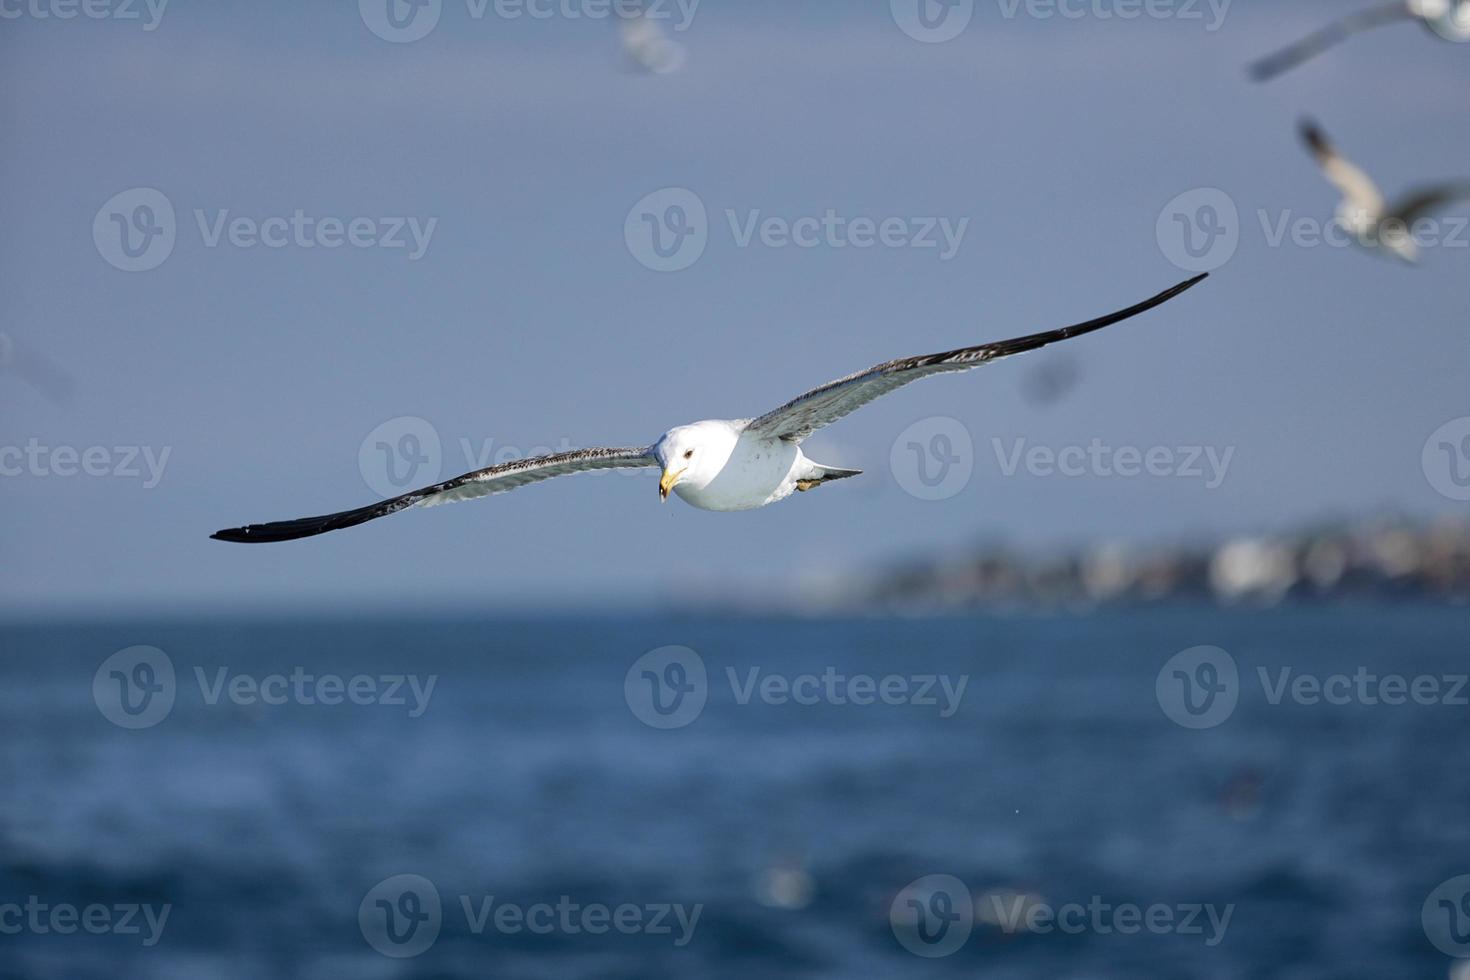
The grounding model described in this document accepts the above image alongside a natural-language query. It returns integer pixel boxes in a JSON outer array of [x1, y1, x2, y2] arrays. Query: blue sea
[[1, 605, 1468, 979]]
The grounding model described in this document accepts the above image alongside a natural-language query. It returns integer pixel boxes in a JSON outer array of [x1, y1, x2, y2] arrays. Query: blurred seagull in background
[[0, 331, 75, 411], [618, 1, 686, 74], [1300, 118, 1470, 264], [212, 275, 1207, 543], [1250, 0, 1470, 81]]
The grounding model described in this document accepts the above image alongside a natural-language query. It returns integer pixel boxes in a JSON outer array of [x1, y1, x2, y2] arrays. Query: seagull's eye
[[683, 449, 694, 460]]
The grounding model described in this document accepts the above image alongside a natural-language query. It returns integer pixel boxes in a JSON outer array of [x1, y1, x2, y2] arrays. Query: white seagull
[[1300, 118, 1470, 264], [618, 1, 686, 74], [211, 275, 1207, 543], [1249, 0, 1470, 81]]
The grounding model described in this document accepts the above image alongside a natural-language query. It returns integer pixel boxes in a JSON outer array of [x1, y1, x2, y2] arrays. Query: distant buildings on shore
[[804, 516, 1470, 613]]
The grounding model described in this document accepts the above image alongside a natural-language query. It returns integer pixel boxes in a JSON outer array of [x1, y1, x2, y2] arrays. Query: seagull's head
[[653, 421, 737, 502]]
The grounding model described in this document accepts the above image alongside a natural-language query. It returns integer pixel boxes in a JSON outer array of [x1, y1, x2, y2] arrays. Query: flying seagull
[[1300, 118, 1470, 263], [211, 275, 1207, 543], [1249, 0, 1470, 81], [618, 0, 686, 74]]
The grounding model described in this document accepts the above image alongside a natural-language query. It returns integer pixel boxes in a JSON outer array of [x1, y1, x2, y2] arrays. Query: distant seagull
[[0, 331, 75, 409], [618, 1, 686, 74], [211, 275, 1207, 543], [1250, 0, 1470, 81], [1300, 118, 1470, 263]]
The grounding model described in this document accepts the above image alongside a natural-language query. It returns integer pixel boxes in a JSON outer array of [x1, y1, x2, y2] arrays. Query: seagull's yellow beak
[[659, 466, 685, 502]]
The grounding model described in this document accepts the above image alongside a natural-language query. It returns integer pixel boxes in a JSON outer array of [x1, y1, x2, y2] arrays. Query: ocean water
[[1, 606, 1467, 979]]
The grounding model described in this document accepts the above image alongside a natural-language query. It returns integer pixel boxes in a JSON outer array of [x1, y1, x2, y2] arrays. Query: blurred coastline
[[773, 514, 1470, 616]]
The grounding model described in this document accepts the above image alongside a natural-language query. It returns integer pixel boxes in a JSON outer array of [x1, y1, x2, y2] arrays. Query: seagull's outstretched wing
[[1249, 1, 1414, 81], [212, 447, 656, 543], [1300, 119, 1387, 217], [744, 274, 1208, 445], [1387, 182, 1470, 224]]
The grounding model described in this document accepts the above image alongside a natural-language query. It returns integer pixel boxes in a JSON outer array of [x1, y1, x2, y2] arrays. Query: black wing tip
[[210, 524, 317, 544], [1247, 58, 1281, 82], [209, 501, 392, 543], [1299, 117, 1329, 153]]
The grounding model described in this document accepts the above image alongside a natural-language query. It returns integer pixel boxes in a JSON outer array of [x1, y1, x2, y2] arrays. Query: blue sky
[[2, 0, 1468, 613]]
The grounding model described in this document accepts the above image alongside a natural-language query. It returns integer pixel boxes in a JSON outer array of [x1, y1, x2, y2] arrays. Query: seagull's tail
[[796, 464, 862, 493]]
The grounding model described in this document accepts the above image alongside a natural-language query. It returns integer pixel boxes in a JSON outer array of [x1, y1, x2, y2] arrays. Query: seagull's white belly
[[673, 435, 802, 512]]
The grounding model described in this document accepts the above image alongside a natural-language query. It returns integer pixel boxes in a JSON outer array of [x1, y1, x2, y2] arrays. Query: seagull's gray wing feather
[[212, 447, 656, 543], [745, 275, 1208, 445], [1387, 182, 1470, 224], [1249, 1, 1414, 81]]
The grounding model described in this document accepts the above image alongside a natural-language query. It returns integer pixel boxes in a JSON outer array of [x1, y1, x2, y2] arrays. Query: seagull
[[1299, 118, 1470, 263], [618, 1, 686, 74], [0, 331, 75, 410], [211, 275, 1207, 543], [1249, 0, 1470, 81]]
